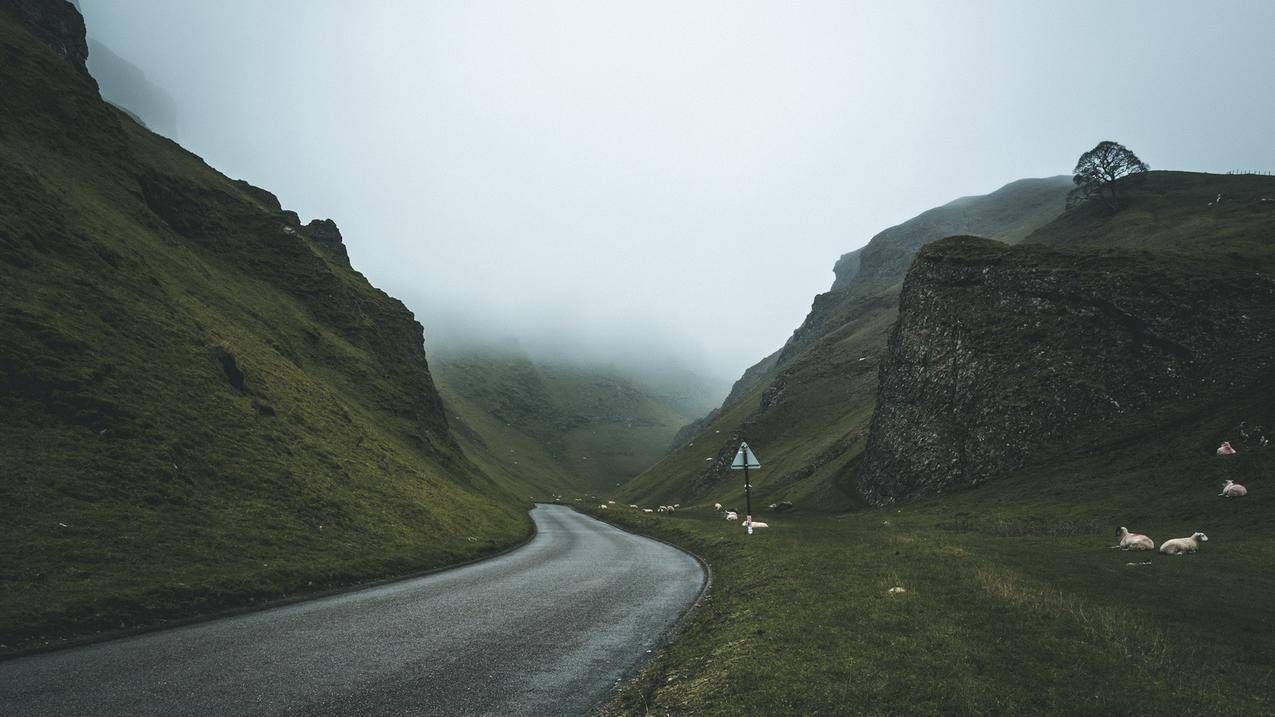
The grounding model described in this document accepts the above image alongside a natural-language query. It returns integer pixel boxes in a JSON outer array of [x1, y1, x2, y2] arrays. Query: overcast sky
[[80, 1, 1275, 380]]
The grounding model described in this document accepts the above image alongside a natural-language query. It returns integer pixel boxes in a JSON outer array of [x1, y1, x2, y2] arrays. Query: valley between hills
[[2, 2, 1273, 714]]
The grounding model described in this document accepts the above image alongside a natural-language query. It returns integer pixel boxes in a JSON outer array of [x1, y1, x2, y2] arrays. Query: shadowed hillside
[[0, 0, 529, 650]]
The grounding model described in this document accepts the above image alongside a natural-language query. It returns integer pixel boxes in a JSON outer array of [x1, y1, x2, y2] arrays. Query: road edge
[[1, 508, 540, 663], [565, 505, 714, 717]]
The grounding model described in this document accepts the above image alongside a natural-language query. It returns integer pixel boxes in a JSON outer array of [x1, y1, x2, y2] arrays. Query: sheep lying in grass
[[1117, 527, 1155, 551], [714, 502, 722, 511], [725, 511, 739, 521], [745, 521, 769, 529], [1220, 480, 1248, 497], [1159, 532, 1208, 555]]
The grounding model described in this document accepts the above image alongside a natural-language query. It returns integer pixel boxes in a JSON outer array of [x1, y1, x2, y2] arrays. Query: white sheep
[[725, 511, 739, 521], [656, 506, 668, 513], [745, 521, 769, 529], [643, 508, 654, 513], [1116, 526, 1154, 551], [1220, 480, 1248, 497], [1159, 532, 1209, 555], [598, 504, 608, 509], [607, 500, 615, 504], [714, 503, 722, 511], [628, 504, 638, 508]]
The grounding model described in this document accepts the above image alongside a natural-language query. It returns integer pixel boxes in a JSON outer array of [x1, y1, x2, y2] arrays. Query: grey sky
[[80, 1, 1275, 380]]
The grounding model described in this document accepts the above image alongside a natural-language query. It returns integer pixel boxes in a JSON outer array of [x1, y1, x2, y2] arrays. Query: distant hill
[[433, 344, 726, 499], [0, 1, 528, 649], [620, 176, 1073, 510], [86, 37, 179, 138]]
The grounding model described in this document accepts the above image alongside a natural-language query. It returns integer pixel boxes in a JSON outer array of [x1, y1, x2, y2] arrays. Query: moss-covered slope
[[0, 1, 529, 649]]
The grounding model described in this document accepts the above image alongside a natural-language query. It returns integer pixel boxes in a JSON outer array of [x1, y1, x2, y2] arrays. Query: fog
[[79, 1, 1275, 381]]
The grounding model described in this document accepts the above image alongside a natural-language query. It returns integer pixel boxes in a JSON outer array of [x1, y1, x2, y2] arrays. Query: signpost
[[730, 441, 761, 534]]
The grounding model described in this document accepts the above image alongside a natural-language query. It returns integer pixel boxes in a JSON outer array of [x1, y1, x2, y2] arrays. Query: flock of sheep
[[587, 498, 770, 529], [581, 435, 1259, 546], [1115, 442, 1254, 557]]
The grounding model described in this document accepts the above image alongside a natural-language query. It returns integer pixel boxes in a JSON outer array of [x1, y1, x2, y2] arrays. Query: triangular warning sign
[[730, 441, 761, 470]]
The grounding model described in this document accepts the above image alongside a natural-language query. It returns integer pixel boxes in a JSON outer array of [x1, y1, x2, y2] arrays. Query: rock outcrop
[[859, 235, 1275, 503]]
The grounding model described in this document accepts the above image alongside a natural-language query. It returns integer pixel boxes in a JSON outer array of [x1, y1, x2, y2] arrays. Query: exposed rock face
[[830, 247, 862, 291], [859, 236, 1275, 503], [3, 0, 90, 77], [301, 218, 351, 264]]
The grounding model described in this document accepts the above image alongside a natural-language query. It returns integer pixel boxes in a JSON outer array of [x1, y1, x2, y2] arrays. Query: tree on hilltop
[[1068, 141, 1149, 213]]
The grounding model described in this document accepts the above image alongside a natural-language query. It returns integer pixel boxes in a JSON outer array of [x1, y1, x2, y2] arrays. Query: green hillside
[[593, 170, 1275, 715], [433, 345, 724, 498], [621, 176, 1072, 510], [0, 1, 528, 651]]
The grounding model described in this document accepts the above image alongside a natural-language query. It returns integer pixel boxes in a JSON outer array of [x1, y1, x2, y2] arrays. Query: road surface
[[0, 504, 704, 716]]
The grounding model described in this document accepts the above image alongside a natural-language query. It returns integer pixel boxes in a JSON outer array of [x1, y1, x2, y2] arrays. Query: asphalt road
[[0, 504, 705, 716]]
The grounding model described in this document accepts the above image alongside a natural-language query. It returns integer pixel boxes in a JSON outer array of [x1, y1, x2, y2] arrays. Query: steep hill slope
[[862, 171, 1275, 502], [0, 0, 528, 649], [622, 177, 1072, 510], [433, 346, 724, 498]]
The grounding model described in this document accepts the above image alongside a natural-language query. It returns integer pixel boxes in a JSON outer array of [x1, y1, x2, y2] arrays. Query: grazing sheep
[[1220, 480, 1248, 497], [725, 511, 739, 521], [643, 508, 654, 513], [1217, 441, 1237, 456], [656, 506, 667, 513], [599, 504, 608, 509], [714, 503, 722, 511], [1159, 532, 1209, 555], [745, 521, 769, 529], [1117, 526, 1155, 551], [607, 500, 615, 504], [628, 504, 638, 509]]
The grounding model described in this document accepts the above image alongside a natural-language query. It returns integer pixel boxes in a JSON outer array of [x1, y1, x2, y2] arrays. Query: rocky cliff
[[623, 178, 1072, 510], [860, 173, 1275, 502]]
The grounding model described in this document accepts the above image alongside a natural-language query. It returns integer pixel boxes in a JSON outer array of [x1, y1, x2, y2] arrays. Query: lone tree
[[1069, 140, 1149, 212]]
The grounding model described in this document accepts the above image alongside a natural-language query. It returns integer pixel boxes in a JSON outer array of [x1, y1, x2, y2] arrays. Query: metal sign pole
[[731, 440, 760, 535]]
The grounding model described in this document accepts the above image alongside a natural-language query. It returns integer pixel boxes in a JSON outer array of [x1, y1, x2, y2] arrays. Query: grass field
[[589, 440, 1275, 716]]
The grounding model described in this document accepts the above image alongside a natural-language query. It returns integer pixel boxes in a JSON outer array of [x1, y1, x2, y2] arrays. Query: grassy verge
[[587, 448, 1275, 715]]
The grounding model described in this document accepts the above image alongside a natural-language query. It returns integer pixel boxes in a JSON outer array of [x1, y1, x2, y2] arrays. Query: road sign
[[730, 442, 760, 470], [731, 441, 761, 534]]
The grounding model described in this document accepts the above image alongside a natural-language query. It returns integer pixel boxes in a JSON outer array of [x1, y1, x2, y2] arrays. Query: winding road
[[0, 504, 704, 716]]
